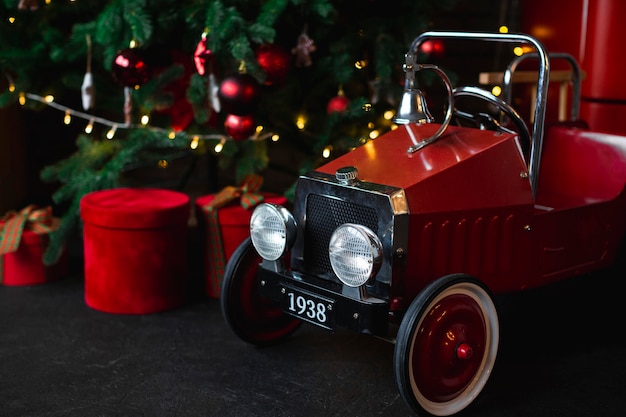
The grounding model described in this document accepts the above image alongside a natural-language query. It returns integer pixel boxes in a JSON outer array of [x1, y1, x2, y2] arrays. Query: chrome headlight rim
[[249, 203, 296, 261], [328, 223, 383, 287]]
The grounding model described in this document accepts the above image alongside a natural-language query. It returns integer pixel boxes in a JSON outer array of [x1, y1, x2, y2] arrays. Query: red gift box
[[80, 188, 190, 314], [194, 177, 287, 298], [0, 206, 66, 286]]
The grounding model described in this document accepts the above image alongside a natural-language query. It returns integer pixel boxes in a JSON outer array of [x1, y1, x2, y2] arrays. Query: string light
[[296, 114, 306, 130], [322, 145, 332, 159], [491, 85, 502, 96], [190, 136, 199, 149], [5, 88, 278, 144], [499, 26, 509, 33], [106, 125, 117, 139], [214, 138, 226, 153], [85, 118, 94, 134]]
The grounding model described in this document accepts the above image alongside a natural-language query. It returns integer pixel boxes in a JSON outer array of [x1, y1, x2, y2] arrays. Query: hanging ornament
[[327, 86, 350, 114], [292, 26, 316, 68], [18, 0, 38, 10], [81, 34, 95, 111], [224, 114, 256, 140], [218, 63, 261, 115], [111, 48, 152, 87], [208, 73, 221, 113], [194, 31, 213, 76], [419, 40, 445, 58], [256, 44, 291, 86]]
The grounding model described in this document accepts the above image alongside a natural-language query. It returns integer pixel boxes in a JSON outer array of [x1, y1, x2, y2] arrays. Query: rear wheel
[[221, 238, 301, 346], [394, 274, 499, 416]]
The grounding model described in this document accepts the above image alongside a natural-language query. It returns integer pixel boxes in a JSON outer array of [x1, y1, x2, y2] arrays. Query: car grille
[[303, 194, 379, 276]]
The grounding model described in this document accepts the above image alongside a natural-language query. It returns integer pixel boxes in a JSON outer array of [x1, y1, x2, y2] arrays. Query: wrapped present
[[0, 205, 66, 286], [195, 175, 287, 298], [80, 188, 190, 314]]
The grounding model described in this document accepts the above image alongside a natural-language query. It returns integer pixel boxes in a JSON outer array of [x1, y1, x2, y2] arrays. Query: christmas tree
[[0, 0, 493, 264]]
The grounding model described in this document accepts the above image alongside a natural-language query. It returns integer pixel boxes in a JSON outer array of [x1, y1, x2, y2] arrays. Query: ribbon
[[202, 175, 265, 296], [0, 205, 54, 284]]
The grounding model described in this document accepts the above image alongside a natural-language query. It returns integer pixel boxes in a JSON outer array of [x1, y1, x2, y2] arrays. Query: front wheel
[[394, 274, 499, 416], [221, 237, 301, 346]]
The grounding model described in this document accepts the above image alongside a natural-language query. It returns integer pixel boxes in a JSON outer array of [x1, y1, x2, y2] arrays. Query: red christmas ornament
[[218, 73, 261, 115], [419, 40, 445, 58], [256, 44, 291, 86], [327, 93, 350, 114], [194, 34, 213, 76], [111, 48, 152, 87], [224, 113, 256, 140]]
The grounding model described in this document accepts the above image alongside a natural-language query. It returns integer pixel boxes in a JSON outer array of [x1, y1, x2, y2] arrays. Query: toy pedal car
[[220, 31, 626, 416]]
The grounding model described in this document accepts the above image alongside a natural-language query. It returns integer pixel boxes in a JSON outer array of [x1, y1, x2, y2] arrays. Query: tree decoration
[[218, 71, 261, 116], [224, 113, 256, 140], [111, 48, 152, 87], [292, 27, 316, 67], [18, 0, 38, 11], [81, 35, 95, 111], [194, 31, 213, 76], [256, 44, 291, 86], [419, 39, 445, 58], [327, 86, 350, 114]]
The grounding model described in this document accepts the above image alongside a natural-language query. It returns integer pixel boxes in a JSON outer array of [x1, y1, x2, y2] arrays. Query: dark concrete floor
[[1, 255, 625, 417]]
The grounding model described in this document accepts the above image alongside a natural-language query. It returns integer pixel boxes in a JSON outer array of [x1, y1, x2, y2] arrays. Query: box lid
[[80, 188, 190, 229]]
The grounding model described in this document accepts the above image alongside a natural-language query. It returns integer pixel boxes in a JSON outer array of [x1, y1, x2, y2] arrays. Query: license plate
[[280, 285, 335, 330]]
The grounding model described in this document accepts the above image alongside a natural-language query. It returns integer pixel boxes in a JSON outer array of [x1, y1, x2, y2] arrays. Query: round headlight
[[250, 203, 296, 261], [329, 224, 382, 287]]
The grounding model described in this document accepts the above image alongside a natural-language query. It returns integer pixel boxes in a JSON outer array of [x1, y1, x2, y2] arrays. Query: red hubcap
[[411, 293, 486, 402]]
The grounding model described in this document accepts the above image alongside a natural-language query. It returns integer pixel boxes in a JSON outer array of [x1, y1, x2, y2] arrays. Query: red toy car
[[221, 31, 626, 416]]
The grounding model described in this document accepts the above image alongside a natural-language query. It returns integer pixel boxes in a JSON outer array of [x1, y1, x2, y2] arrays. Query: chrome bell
[[393, 80, 435, 125]]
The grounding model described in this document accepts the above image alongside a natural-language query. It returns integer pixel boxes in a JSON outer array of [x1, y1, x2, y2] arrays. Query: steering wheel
[[452, 86, 531, 160]]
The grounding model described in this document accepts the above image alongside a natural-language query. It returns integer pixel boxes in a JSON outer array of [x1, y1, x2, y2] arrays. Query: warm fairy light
[[296, 115, 306, 130], [491, 85, 502, 96], [45, 0, 51, 4], [64, 110, 71, 125], [168, 131, 176, 140], [106, 125, 117, 139], [190, 136, 199, 149], [513, 46, 524, 56], [499, 26, 509, 33], [367, 122, 375, 129], [8, 83, 15, 93], [271, 134, 279, 142], [369, 130, 380, 139], [129, 39, 137, 48], [362, 103, 372, 112], [390, 124, 399, 131], [322, 146, 332, 159], [140, 114, 150, 125], [214, 139, 225, 153], [8, 17, 15, 24], [158, 159, 168, 168], [44, 95, 54, 103], [18, 93, 26, 105], [85, 119, 94, 134], [354, 60, 368, 69]]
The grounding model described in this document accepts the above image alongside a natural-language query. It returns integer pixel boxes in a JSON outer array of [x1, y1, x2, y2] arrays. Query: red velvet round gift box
[[80, 188, 190, 314], [194, 193, 287, 298]]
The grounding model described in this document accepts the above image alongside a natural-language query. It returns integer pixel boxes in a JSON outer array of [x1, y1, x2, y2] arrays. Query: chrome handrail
[[404, 31, 550, 199]]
